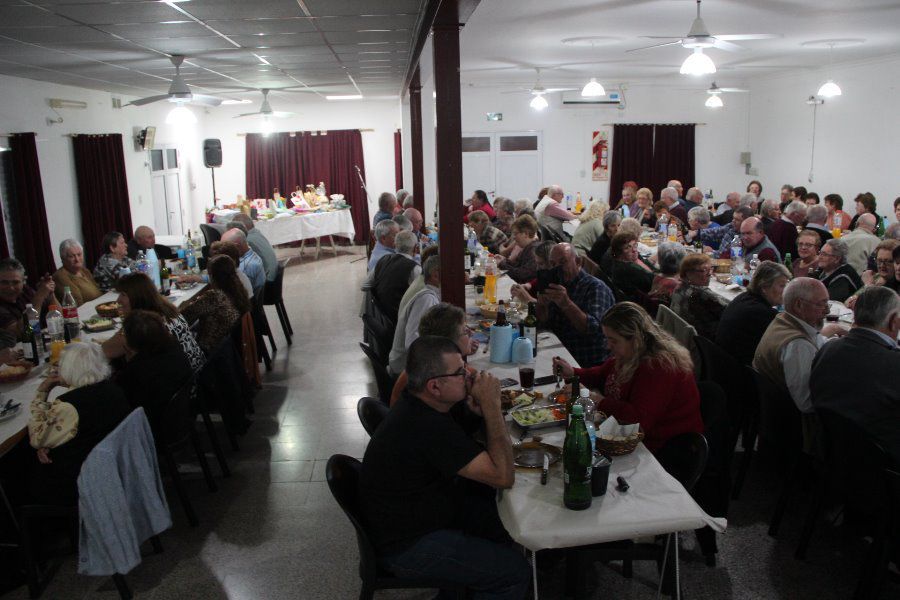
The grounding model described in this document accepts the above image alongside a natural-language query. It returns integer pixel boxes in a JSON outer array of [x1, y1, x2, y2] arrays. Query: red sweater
[[574, 358, 704, 452]]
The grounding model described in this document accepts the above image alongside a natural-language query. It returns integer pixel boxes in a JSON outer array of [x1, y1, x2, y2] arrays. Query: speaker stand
[[209, 167, 217, 207]]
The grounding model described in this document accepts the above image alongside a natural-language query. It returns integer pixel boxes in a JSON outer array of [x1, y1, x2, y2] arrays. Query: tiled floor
[[5, 245, 898, 599]]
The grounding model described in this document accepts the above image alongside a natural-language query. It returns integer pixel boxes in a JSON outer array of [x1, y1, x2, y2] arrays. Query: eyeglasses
[[429, 367, 467, 382], [0, 279, 24, 287], [819, 251, 837, 258], [797, 242, 818, 249], [875, 259, 894, 266], [799, 298, 830, 309]]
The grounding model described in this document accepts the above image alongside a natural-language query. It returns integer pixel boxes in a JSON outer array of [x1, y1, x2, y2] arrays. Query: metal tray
[[510, 405, 566, 431]]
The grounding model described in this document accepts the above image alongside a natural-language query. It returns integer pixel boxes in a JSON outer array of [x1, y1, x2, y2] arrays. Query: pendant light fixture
[[529, 93, 549, 110], [581, 78, 606, 97], [705, 94, 723, 108], [165, 105, 196, 125], [817, 43, 842, 98], [680, 48, 716, 75]]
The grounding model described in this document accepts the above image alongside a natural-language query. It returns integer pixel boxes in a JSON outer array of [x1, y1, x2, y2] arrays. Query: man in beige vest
[[753, 278, 844, 453]]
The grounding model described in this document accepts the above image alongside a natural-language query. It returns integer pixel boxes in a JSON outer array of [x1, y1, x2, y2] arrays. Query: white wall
[[196, 97, 402, 224], [747, 53, 900, 221]]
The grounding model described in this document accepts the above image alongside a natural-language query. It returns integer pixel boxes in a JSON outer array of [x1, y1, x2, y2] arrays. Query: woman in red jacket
[[553, 302, 703, 452]]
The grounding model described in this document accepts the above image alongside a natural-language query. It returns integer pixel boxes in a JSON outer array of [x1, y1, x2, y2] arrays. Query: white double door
[[149, 146, 184, 236], [461, 131, 542, 203]]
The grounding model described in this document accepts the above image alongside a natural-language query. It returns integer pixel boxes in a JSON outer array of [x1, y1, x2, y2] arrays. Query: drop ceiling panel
[[315, 15, 417, 32], [179, 0, 304, 21], [303, 0, 423, 17], [49, 2, 184, 25], [142, 36, 235, 54], [0, 26, 114, 44], [99, 22, 211, 40], [0, 6, 75, 27], [229, 33, 327, 49], [203, 18, 316, 36], [324, 30, 410, 44]]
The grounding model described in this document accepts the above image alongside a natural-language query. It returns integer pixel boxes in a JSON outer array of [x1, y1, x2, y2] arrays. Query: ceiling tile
[[47, 2, 184, 25], [0, 25, 114, 44], [178, 0, 304, 21], [314, 14, 417, 32], [303, 0, 423, 17], [0, 6, 75, 27], [324, 30, 410, 44], [203, 18, 316, 36], [99, 22, 211, 40], [229, 33, 328, 48], [141, 36, 235, 54]]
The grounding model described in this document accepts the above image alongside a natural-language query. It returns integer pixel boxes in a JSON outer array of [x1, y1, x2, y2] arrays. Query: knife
[[541, 454, 549, 485]]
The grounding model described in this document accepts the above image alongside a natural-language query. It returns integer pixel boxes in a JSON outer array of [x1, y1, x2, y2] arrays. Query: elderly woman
[[572, 200, 609, 256], [849, 192, 877, 231], [815, 238, 863, 302], [92, 231, 136, 292], [497, 215, 542, 283], [52, 239, 101, 306], [823, 193, 851, 232], [179, 255, 250, 355], [493, 196, 516, 236], [102, 272, 204, 370], [587, 210, 621, 267], [670, 253, 730, 340], [610, 232, 655, 300], [847, 240, 900, 309], [793, 229, 821, 277], [649, 242, 686, 304], [653, 201, 686, 239], [716, 261, 791, 366], [553, 302, 703, 453], [634, 187, 656, 227], [468, 209, 508, 254], [0, 258, 55, 349], [746, 180, 763, 197], [26, 342, 131, 505], [464, 189, 495, 223]]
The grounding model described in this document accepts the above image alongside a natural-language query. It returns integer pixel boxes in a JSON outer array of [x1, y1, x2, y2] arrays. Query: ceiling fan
[[501, 68, 578, 96], [705, 81, 748, 94], [233, 89, 294, 119], [126, 55, 222, 107]]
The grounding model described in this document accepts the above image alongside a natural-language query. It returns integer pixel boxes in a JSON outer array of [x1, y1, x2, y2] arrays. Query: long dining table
[[464, 274, 726, 596]]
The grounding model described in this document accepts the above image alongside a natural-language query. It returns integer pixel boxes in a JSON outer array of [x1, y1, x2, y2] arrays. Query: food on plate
[[83, 317, 116, 332], [96, 302, 121, 317], [514, 408, 556, 425], [1, 365, 28, 376], [500, 389, 544, 409]]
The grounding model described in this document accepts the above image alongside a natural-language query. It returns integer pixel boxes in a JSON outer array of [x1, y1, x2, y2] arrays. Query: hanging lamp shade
[[165, 105, 196, 125], [581, 78, 606, 97], [817, 79, 842, 98], [705, 94, 723, 108], [680, 48, 716, 75], [529, 94, 549, 110]]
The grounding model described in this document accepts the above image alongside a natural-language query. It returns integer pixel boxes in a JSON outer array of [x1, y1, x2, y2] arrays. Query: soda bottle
[[574, 192, 583, 214], [563, 404, 593, 510], [566, 376, 581, 423], [484, 255, 498, 304], [831, 213, 842, 239], [494, 300, 507, 326], [160, 264, 171, 295], [657, 212, 669, 237], [61, 286, 80, 342]]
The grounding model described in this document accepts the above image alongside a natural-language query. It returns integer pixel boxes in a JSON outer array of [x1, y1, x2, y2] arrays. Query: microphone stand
[[351, 164, 372, 263]]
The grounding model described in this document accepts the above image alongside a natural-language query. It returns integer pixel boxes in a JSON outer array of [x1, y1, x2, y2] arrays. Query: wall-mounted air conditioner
[[561, 90, 623, 106]]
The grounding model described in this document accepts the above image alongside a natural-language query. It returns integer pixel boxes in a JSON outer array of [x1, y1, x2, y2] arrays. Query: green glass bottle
[[783, 252, 792, 273], [563, 404, 593, 510]]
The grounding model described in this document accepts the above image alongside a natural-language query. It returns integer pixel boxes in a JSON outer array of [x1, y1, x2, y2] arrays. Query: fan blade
[[233, 112, 261, 118], [270, 111, 294, 118], [639, 36, 686, 39], [626, 40, 683, 53], [715, 34, 782, 41], [191, 94, 223, 107], [499, 88, 534, 95], [712, 39, 746, 52], [720, 87, 749, 93], [126, 95, 171, 107], [543, 87, 578, 93]]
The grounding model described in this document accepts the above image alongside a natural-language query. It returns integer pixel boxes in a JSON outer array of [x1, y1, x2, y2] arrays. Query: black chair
[[357, 396, 390, 437], [359, 343, 396, 406], [794, 407, 891, 561], [361, 291, 396, 365], [693, 381, 732, 563], [199, 223, 222, 247], [657, 432, 710, 494], [263, 260, 293, 345], [252, 286, 274, 371], [858, 467, 900, 600], [326, 455, 466, 600]]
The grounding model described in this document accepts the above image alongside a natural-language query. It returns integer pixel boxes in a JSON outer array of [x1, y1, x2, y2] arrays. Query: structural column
[[409, 67, 425, 218], [432, 20, 464, 308]]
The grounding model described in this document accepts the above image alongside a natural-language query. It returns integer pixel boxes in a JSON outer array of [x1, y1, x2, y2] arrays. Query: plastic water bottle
[[749, 254, 761, 278], [135, 250, 150, 276], [730, 235, 745, 284], [579, 388, 597, 451], [657, 212, 669, 236], [484, 254, 498, 304], [667, 223, 678, 243], [145, 247, 161, 290], [46, 304, 64, 343], [467, 230, 478, 255]]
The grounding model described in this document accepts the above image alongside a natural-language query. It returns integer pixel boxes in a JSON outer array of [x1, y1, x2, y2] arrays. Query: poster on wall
[[592, 129, 609, 181]]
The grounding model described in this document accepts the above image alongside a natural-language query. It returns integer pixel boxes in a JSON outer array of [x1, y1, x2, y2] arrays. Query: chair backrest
[[361, 291, 396, 363], [357, 396, 390, 437], [326, 454, 378, 583], [359, 343, 395, 404], [754, 368, 801, 459], [264, 261, 286, 305], [580, 254, 600, 278], [538, 223, 564, 243], [656, 304, 700, 373], [199, 223, 222, 246], [156, 376, 196, 448], [696, 381, 731, 471], [656, 431, 709, 493]]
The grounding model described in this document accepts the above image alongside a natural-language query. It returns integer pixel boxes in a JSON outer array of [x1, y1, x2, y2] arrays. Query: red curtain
[[8, 132, 56, 286], [72, 134, 134, 265], [609, 125, 654, 208], [649, 124, 695, 196], [245, 130, 369, 243], [393, 130, 403, 191]]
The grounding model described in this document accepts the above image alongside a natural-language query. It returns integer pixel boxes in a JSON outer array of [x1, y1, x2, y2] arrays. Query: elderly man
[[803, 204, 833, 247], [396, 189, 411, 209], [389, 255, 441, 375], [846, 240, 900, 310], [363, 231, 421, 324], [535, 243, 614, 367], [469, 210, 508, 254], [392, 213, 413, 234], [362, 335, 528, 598], [759, 198, 782, 232], [493, 196, 516, 236], [0, 258, 55, 349], [127, 226, 174, 261], [738, 216, 781, 263], [221, 228, 265, 295], [614, 181, 638, 212], [51, 239, 101, 306], [712, 191, 741, 224], [711, 206, 754, 258], [367, 219, 400, 271], [811, 286, 900, 464], [660, 186, 688, 224], [841, 213, 880, 274], [753, 278, 842, 451], [683, 187, 704, 211], [685, 206, 720, 240], [373, 192, 398, 226], [402, 207, 433, 250], [537, 185, 577, 242], [767, 200, 807, 261], [534, 184, 564, 219], [780, 184, 794, 205], [229, 213, 277, 282], [815, 239, 862, 302], [668, 179, 685, 205]]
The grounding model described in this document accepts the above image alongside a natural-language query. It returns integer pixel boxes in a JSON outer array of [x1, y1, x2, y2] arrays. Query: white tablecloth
[[253, 209, 355, 246]]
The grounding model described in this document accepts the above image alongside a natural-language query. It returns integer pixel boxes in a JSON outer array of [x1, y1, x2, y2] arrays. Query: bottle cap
[[580, 388, 590, 398], [48, 304, 59, 311], [572, 404, 584, 416]]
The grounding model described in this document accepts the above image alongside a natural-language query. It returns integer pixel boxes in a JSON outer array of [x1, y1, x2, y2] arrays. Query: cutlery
[[541, 454, 549, 485]]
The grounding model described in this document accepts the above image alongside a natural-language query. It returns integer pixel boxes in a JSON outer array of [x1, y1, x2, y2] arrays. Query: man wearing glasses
[[754, 278, 845, 454], [0, 258, 55, 349], [361, 336, 529, 599], [738, 217, 781, 263], [815, 239, 863, 302]]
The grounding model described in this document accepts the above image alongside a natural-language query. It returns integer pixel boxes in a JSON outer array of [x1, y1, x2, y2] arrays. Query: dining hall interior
[[0, 0, 898, 598]]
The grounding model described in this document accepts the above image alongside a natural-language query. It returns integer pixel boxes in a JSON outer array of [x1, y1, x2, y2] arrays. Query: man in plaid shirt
[[536, 243, 614, 367], [703, 206, 754, 258], [469, 210, 509, 254]]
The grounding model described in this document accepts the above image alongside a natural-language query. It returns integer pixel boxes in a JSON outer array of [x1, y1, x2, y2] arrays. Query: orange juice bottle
[[831, 212, 842, 239], [574, 192, 583, 214], [484, 253, 497, 304]]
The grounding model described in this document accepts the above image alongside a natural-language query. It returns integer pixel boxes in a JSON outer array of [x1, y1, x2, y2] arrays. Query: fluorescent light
[[817, 79, 842, 98], [165, 105, 196, 125], [326, 95, 363, 100], [220, 99, 252, 105], [529, 94, 548, 110], [680, 48, 716, 76], [581, 78, 606, 97], [705, 94, 724, 108]]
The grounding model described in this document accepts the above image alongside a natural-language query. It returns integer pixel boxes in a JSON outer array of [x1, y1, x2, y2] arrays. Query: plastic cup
[[591, 455, 612, 497], [518, 367, 535, 390]]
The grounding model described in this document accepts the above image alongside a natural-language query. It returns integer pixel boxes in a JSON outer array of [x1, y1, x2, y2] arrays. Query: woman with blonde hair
[[553, 302, 703, 452], [634, 188, 657, 228], [571, 199, 609, 256]]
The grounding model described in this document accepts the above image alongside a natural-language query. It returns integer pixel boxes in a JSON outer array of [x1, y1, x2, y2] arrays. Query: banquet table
[[464, 275, 726, 594], [213, 207, 355, 258]]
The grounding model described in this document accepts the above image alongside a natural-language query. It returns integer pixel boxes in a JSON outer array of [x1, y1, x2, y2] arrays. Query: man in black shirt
[[127, 225, 174, 261], [360, 336, 528, 599]]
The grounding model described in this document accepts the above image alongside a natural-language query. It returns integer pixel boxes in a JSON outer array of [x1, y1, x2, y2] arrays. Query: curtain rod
[[64, 133, 119, 137], [236, 128, 374, 137], [602, 123, 706, 126]]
